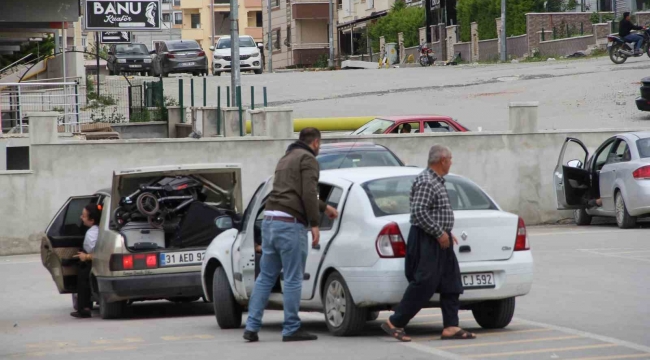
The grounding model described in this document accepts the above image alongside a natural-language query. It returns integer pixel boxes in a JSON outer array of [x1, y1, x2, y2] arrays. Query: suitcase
[[120, 222, 166, 249]]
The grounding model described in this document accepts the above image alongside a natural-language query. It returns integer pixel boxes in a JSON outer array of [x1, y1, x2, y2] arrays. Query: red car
[[350, 116, 469, 135]]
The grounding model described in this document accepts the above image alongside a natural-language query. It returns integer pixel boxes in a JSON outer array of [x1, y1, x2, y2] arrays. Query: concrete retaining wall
[[507, 35, 529, 58], [526, 12, 612, 53], [111, 122, 168, 139], [0, 128, 639, 255], [538, 35, 596, 56], [478, 39, 499, 62], [453, 42, 471, 62]]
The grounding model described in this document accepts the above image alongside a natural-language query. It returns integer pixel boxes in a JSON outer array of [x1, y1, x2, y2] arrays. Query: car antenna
[[336, 136, 361, 170]]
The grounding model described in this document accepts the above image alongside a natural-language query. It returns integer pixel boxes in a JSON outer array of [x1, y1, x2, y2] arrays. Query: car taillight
[[146, 254, 157, 268], [376, 222, 406, 258], [198, 51, 205, 56], [166, 53, 175, 58], [633, 165, 650, 179], [514, 217, 530, 251], [123, 255, 134, 270]]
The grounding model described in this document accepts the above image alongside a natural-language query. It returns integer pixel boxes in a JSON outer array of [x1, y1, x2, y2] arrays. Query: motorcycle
[[417, 43, 436, 67], [608, 26, 650, 64]]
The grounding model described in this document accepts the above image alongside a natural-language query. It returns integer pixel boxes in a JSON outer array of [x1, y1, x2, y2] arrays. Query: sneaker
[[282, 328, 318, 342], [243, 330, 259, 342], [70, 310, 91, 318]]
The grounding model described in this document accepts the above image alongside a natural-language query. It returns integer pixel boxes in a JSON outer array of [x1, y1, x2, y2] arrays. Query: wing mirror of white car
[[215, 216, 234, 231], [257, 42, 264, 48], [209, 46, 215, 51], [567, 159, 583, 168]]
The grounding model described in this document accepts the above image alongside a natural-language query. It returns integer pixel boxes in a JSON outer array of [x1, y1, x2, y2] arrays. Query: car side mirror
[[567, 159, 583, 168], [209, 46, 215, 51], [215, 216, 234, 231], [257, 42, 264, 48], [149, 50, 156, 54]]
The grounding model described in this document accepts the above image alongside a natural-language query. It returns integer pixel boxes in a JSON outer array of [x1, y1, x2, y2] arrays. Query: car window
[[317, 150, 402, 170], [606, 140, 631, 164], [241, 183, 265, 233], [637, 138, 650, 158], [48, 196, 100, 237], [168, 41, 200, 50], [351, 118, 395, 135], [318, 184, 343, 230], [595, 140, 616, 170], [390, 122, 419, 134], [423, 121, 454, 133], [115, 44, 149, 55], [361, 175, 496, 217]]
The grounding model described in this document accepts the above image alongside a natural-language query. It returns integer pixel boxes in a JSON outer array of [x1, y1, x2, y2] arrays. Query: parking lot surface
[[1, 224, 649, 359]]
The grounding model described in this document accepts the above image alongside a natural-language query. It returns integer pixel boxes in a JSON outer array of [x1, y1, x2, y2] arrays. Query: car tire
[[108, 69, 114, 76], [254, 69, 263, 75], [99, 297, 126, 319], [615, 191, 637, 229], [148, 70, 154, 76], [472, 297, 515, 329], [323, 272, 367, 336], [574, 208, 592, 226], [162, 71, 169, 78], [215, 71, 221, 76], [366, 311, 380, 322], [213, 266, 243, 329]]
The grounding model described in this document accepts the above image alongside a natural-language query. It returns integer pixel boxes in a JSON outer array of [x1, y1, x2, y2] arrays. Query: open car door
[[41, 195, 101, 294], [554, 137, 590, 210]]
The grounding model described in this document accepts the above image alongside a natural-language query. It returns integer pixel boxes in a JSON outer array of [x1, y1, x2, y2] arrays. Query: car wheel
[[472, 297, 515, 329], [148, 70, 154, 76], [615, 191, 637, 229], [99, 296, 126, 319], [366, 311, 380, 322], [254, 69, 263, 75], [215, 71, 221, 76], [574, 208, 592, 226], [323, 272, 367, 336], [108, 69, 114, 76], [213, 266, 242, 329]]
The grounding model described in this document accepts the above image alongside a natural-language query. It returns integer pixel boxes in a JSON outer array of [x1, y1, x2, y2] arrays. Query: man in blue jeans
[[619, 12, 647, 55], [244, 127, 338, 342]]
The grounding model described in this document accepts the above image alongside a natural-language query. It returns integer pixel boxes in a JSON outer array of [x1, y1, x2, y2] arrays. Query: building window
[[191, 14, 201, 29], [272, 28, 281, 50], [81, 36, 87, 48], [173, 0, 181, 6], [174, 12, 183, 25], [256, 11, 263, 26], [248, 11, 263, 27], [272, 0, 280, 7], [163, 13, 171, 23], [338, 0, 342, 9]]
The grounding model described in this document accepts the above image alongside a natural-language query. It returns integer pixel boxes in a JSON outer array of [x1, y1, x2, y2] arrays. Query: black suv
[[107, 43, 154, 76]]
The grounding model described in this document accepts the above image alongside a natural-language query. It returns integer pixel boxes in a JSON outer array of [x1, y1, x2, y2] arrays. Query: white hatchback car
[[210, 35, 263, 76], [201, 167, 533, 336]]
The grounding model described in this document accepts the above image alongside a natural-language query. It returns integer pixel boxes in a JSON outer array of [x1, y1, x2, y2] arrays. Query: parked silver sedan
[[554, 132, 650, 228]]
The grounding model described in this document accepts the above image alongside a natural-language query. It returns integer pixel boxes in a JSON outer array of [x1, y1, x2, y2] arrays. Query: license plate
[[462, 272, 495, 289], [181, 62, 196, 66], [129, 64, 141, 68], [159, 250, 205, 267]]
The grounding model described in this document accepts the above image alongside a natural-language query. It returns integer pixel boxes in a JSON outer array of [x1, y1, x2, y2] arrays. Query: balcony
[[244, 0, 262, 8], [182, 28, 204, 41], [180, 0, 203, 9], [245, 27, 263, 40], [292, 3, 329, 19]]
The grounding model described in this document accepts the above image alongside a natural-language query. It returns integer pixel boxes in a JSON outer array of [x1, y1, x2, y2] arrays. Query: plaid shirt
[[410, 168, 454, 239]]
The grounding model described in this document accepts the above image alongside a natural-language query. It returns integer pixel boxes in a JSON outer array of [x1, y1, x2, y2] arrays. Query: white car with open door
[[554, 133, 650, 228], [202, 167, 533, 336], [41, 164, 243, 319]]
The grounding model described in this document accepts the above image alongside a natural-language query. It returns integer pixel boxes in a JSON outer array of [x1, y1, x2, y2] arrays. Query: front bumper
[[338, 250, 534, 307], [213, 56, 262, 72], [636, 97, 650, 111], [117, 63, 152, 72], [97, 272, 203, 302]]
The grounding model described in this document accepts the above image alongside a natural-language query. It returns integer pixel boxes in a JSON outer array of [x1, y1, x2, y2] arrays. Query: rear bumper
[[636, 97, 650, 111], [339, 251, 534, 307], [97, 272, 203, 302], [624, 179, 650, 216], [117, 63, 152, 72]]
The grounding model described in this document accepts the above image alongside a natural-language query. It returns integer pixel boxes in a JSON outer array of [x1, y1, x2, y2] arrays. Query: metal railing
[[0, 82, 83, 134]]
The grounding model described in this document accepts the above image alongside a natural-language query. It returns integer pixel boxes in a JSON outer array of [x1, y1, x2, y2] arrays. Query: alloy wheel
[[325, 280, 347, 327]]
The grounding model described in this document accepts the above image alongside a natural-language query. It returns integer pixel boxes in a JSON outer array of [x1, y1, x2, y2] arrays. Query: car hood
[[111, 163, 243, 214], [214, 47, 260, 57]]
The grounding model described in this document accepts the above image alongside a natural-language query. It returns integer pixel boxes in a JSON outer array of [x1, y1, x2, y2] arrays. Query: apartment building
[[180, 0, 263, 64], [337, 0, 393, 56], [262, 0, 337, 68], [135, 0, 183, 50]]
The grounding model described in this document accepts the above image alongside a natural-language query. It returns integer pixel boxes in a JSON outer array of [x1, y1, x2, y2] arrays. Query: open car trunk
[[111, 164, 243, 251]]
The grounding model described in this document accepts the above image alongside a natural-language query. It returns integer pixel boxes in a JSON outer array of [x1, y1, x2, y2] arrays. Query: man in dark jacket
[[381, 144, 476, 342], [244, 127, 338, 343], [619, 12, 646, 54]]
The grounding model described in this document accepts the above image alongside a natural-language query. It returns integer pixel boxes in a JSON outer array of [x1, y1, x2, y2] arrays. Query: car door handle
[[312, 244, 321, 250], [459, 245, 471, 253]]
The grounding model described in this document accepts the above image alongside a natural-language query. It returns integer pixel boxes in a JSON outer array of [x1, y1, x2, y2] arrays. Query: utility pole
[[230, 0, 241, 106], [96, 31, 100, 97], [328, 0, 334, 67], [267, 0, 272, 72], [500, 0, 506, 62], [211, 0, 215, 57]]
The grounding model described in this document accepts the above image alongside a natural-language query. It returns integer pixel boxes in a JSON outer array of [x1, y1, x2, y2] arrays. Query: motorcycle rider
[[619, 12, 647, 55]]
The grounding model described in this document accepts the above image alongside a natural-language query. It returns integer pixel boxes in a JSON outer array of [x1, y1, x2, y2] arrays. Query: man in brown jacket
[[244, 127, 338, 343]]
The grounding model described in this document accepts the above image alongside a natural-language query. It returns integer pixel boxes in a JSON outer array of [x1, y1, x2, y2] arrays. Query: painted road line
[[567, 353, 650, 360], [466, 344, 618, 358], [401, 342, 467, 360], [435, 335, 582, 349], [412, 328, 553, 341], [516, 318, 650, 354]]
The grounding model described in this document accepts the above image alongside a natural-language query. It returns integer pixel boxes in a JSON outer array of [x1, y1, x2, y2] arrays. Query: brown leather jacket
[[265, 141, 326, 227]]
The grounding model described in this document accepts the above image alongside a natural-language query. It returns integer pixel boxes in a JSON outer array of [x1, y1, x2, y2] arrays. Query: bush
[[457, 0, 546, 42], [590, 12, 615, 24], [314, 54, 329, 68], [130, 109, 152, 123], [368, 1, 425, 52]]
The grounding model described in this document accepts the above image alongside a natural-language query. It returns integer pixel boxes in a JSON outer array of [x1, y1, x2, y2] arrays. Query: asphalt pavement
[[1, 224, 649, 359]]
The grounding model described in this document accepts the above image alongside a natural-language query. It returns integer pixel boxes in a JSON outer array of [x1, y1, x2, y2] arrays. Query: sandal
[[381, 321, 412, 342], [441, 329, 476, 340]]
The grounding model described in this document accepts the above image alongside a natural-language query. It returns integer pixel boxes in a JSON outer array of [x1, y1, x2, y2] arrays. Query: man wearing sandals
[[382, 145, 476, 342]]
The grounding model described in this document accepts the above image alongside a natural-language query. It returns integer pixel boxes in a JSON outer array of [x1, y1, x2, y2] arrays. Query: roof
[[320, 166, 424, 184], [319, 142, 388, 153], [622, 132, 650, 140], [377, 115, 453, 122]]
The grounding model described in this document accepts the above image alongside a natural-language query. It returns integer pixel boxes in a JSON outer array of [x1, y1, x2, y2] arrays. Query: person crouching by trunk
[[381, 144, 476, 342], [70, 203, 101, 318]]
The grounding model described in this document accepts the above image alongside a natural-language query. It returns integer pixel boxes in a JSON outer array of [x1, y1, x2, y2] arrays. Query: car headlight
[[117, 59, 126, 63], [214, 55, 224, 60], [250, 52, 260, 58], [144, 58, 152, 63]]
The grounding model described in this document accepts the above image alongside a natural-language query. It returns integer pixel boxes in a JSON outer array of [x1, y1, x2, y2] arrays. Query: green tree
[[457, 0, 546, 42], [368, 1, 425, 52]]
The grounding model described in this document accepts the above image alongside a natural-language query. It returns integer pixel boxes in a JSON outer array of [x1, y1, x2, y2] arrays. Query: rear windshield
[[115, 44, 149, 55], [361, 175, 497, 217], [318, 150, 402, 170], [168, 41, 200, 50], [637, 138, 650, 158], [351, 118, 394, 135]]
